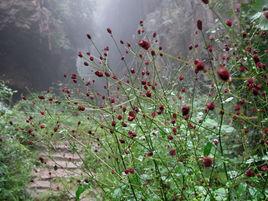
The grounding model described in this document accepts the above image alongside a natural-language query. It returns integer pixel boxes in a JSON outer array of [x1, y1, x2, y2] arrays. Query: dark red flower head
[[128, 131, 137, 138], [225, 19, 233, 27], [86, 34, 91, 40], [253, 54, 260, 63], [125, 167, 135, 174], [206, 102, 215, 110], [117, 114, 123, 120], [201, 156, 213, 167], [245, 168, 255, 177], [78, 105, 85, 111], [213, 139, 219, 145], [95, 71, 104, 77], [146, 90, 152, 97], [207, 45, 213, 52], [78, 52, 83, 58], [107, 28, 112, 34], [239, 66, 247, 72], [146, 151, 153, 157], [38, 95, 45, 100], [128, 67, 134, 74], [138, 40, 151, 50], [194, 59, 205, 73], [169, 148, 176, 156], [167, 135, 174, 140], [260, 165, 268, 172], [263, 11, 268, 20], [179, 75, 184, 81], [181, 105, 190, 116], [40, 123, 46, 129], [128, 111, 136, 121], [197, 20, 203, 31], [217, 66, 230, 81], [201, 0, 209, 4]]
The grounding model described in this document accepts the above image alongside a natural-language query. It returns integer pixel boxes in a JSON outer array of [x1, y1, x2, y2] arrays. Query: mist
[[0, 0, 211, 99], [78, 0, 161, 81]]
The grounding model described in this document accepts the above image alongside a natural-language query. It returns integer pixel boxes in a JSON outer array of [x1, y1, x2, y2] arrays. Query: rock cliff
[[0, 0, 94, 98]]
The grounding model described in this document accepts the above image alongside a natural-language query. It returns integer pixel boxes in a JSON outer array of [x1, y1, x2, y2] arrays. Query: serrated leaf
[[237, 183, 247, 197], [222, 125, 235, 133], [251, 12, 262, 21], [262, 155, 268, 161], [257, 18, 268, 30], [113, 188, 122, 198], [204, 142, 213, 156], [214, 188, 227, 201], [204, 118, 218, 128]]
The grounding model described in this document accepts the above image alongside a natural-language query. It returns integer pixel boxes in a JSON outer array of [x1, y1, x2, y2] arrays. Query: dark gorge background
[[0, 0, 245, 100]]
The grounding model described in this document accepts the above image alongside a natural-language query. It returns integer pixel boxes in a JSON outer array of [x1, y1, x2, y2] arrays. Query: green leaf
[[250, 12, 268, 30], [237, 183, 247, 197], [113, 188, 122, 198], [250, 0, 267, 11], [76, 184, 91, 201], [214, 188, 227, 201], [204, 142, 213, 156], [204, 118, 218, 128], [250, 12, 262, 21], [257, 18, 268, 30], [221, 125, 235, 133]]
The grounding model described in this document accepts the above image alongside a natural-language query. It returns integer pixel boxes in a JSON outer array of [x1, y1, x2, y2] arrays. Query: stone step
[[32, 168, 83, 180], [29, 180, 58, 190], [28, 142, 89, 200], [39, 152, 82, 162], [29, 189, 95, 201], [45, 159, 83, 169], [35, 142, 82, 153]]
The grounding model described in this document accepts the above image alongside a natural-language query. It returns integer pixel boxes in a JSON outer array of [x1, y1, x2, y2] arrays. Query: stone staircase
[[28, 142, 96, 200]]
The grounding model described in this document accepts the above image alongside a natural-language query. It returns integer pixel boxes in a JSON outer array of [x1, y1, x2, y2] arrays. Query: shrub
[[0, 82, 34, 201], [65, 1, 267, 200], [0, 137, 33, 200]]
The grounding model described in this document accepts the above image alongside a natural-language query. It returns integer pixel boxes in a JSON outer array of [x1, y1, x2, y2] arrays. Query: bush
[[0, 82, 34, 201], [0, 137, 33, 200], [65, 1, 267, 200]]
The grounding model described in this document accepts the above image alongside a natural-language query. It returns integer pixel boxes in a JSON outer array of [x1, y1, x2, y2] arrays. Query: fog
[[0, 0, 163, 98], [78, 0, 160, 81], [2, 0, 208, 100]]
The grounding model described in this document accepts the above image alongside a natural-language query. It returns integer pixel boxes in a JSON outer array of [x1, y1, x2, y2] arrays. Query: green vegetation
[[0, 0, 267, 200]]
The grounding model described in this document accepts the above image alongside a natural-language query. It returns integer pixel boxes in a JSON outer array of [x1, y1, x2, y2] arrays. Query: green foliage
[[0, 81, 16, 105], [246, 0, 267, 12], [0, 132, 34, 200], [204, 142, 213, 156], [242, 0, 268, 30], [0, 82, 34, 200], [70, 1, 267, 199], [75, 183, 92, 201], [0, 0, 267, 200]]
